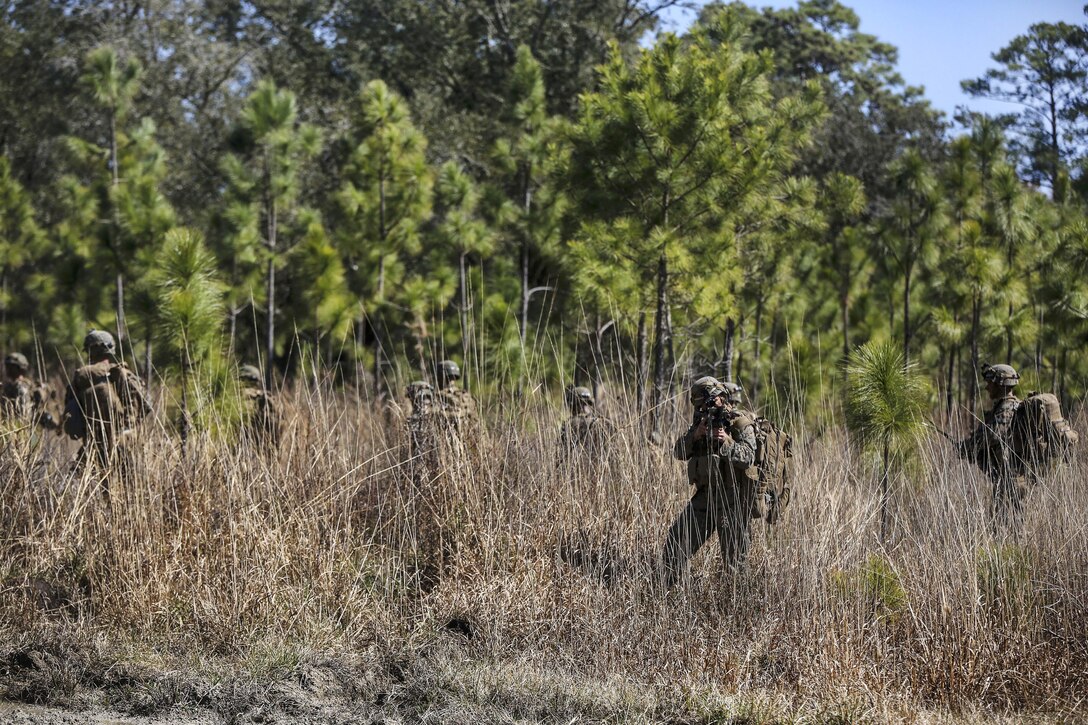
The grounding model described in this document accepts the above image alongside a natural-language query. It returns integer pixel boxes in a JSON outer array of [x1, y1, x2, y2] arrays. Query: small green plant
[[845, 340, 930, 542], [831, 554, 908, 621]]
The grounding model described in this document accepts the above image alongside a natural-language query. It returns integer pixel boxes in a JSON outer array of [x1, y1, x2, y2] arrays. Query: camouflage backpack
[[1010, 392, 1079, 475], [63, 362, 124, 440], [749, 418, 794, 523]]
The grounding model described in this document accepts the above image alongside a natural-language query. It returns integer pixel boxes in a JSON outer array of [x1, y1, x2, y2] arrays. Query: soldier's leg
[[992, 474, 1028, 534], [662, 485, 716, 587], [717, 478, 756, 573]]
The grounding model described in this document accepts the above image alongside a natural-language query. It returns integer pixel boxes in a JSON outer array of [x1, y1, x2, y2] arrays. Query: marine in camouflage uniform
[[662, 377, 759, 586], [239, 364, 281, 450], [434, 360, 478, 430], [405, 380, 438, 468], [2, 352, 57, 430], [61, 330, 152, 469], [958, 363, 1025, 529], [558, 386, 608, 459]]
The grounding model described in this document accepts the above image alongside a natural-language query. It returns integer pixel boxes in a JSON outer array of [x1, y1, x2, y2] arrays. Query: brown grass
[[0, 380, 1085, 723]]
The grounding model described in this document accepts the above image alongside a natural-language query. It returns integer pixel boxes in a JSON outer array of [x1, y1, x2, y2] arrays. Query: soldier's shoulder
[[730, 410, 758, 429], [71, 360, 111, 384]]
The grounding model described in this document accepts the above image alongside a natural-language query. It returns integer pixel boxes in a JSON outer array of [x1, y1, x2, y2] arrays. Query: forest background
[[3, 0, 1088, 425]]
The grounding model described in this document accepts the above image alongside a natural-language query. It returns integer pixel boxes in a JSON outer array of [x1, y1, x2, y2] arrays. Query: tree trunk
[[265, 193, 277, 392], [374, 175, 387, 401], [459, 251, 470, 387], [968, 295, 981, 411], [144, 329, 153, 391], [722, 317, 736, 383], [902, 263, 912, 367], [840, 285, 850, 362], [945, 344, 955, 416], [650, 253, 670, 434], [636, 311, 647, 413], [880, 438, 891, 544], [519, 165, 533, 350], [752, 296, 764, 405]]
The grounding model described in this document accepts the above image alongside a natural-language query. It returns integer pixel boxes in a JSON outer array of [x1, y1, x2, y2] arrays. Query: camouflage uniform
[[558, 386, 609, 459], [434, 361, 478, 430], [405, 380, 438, 466], [62, 331, 152, 468], [239, 364, 280, 449], [663, 377, 758, 586], [2, 352, 33, 421], [959, 363, 1025, 528]]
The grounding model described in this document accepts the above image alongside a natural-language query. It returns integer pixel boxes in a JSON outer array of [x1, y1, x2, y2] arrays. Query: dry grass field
[[1, 379, 1085, 723]]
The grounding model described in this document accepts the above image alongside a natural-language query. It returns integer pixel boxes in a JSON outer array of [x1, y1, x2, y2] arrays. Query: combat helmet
[[83, 329, 116, 359], [565, 385, 594, 411], [239, 364, 263, 387], [405, 380, 434, 409], [982, 363, 1019, 387], [437, 360, 461, 387], [721, 381, 743, 406], [4, 352, 29, 373], [689, 376, 725, 406]]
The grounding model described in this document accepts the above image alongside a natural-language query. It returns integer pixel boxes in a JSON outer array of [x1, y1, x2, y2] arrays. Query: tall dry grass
[[0, 376, 1085, 721]]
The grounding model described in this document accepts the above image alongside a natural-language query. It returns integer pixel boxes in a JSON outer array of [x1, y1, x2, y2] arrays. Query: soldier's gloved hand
[[713, 428, 731, 446]]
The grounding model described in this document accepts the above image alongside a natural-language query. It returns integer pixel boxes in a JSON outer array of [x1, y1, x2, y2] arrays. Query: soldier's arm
[[673, 423, 701, 460], [723, 421, 757, 466], [118, 368, 153, 420]]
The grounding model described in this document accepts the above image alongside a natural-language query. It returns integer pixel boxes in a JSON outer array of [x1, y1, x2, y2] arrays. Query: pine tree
[[433, 161, 495, 381], [151, 228, 224, 442], [845, 340, 929, 543], [0, 156, 45, 351], [336, 80, 432, 400], [80, 46, 143, 347], [567, 19, 822, 429], [879, 150, 947, 367], [222, 80, 320, 389], [491, 46, 566, 361]]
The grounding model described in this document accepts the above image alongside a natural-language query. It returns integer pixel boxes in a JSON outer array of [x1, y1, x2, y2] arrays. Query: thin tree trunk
[[969, 295, 981, 411], [752, 296, 764, 405], [144, 330, 153, 391], [265, 193, 277, 392], [736, 319, 744, 387], [459, 251, 469, 387], [636, 311, 647, 413], [903, 263, 912, 367], [374, 175, 387, 401], [945, 344, 955, 416], [722, 317, 736, 383], [519, 165, 532, 350], [840, 286, 850, 362], [880, 438, 890, 544], [651, 252, 670, 434]]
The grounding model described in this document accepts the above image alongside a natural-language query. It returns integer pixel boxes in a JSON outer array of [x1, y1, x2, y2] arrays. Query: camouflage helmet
[[721, 381, 743, 405], [437, 360, 461, 385], [689, 376, 725, 406], [239, 364, 263, 386], [4, 352, 29, 373], [83, 329, 115, 357], [565, 385, 594, 410], [982, 363, 1019, 387], [405, 380, 434, 410]]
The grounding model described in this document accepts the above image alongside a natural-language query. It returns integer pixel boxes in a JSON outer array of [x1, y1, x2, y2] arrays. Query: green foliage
[[567, 17, 823, 405], [977, 544, 1037, 618], [151, 228, 223, 367], [845, 340, 929, 457], [831, 554, 908, 621], [962, 20, 1088, 189]]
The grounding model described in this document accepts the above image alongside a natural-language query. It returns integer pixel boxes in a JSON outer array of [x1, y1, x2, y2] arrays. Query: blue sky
[[657, 1, 1086, 124]]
